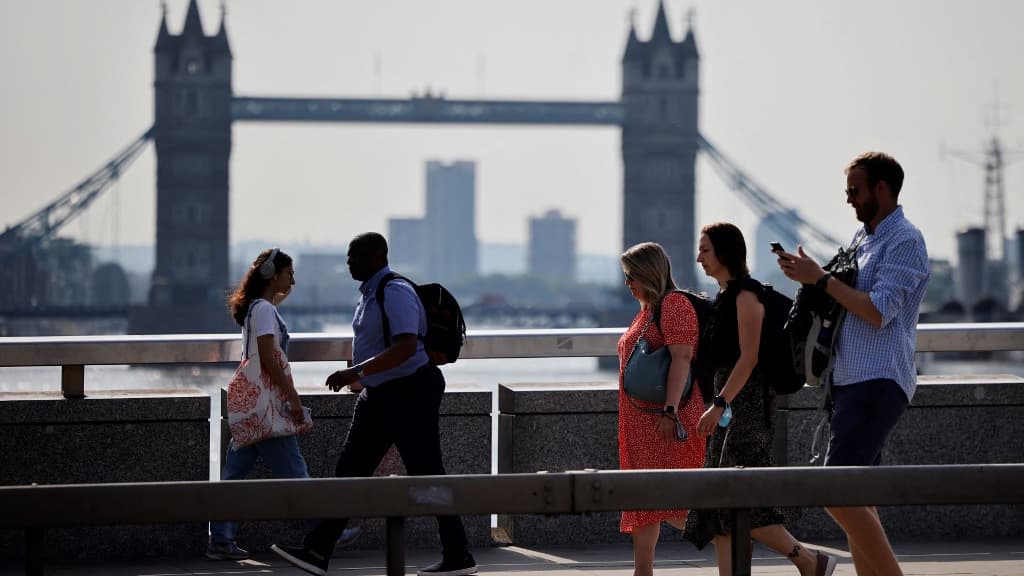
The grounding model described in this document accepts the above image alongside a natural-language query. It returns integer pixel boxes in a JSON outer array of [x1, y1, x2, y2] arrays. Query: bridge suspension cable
[[696, 133, 844, 255], [0, 128, 153, 248]]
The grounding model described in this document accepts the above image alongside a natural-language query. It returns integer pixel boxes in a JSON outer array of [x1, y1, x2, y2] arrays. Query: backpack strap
[[241, 299, 261, 360], [374, 272, 424, 347], [375, 272, 398, 347]]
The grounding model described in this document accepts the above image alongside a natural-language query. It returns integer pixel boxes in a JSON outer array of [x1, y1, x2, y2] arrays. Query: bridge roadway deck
[[2, 539, 1021, 576]]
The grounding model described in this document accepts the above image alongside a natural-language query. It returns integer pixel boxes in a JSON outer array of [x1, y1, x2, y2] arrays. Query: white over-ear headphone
[[258, 248, 279, 279]]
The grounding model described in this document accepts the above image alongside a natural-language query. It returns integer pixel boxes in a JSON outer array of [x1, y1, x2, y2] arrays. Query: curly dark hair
[[227, 248, 293, 326]]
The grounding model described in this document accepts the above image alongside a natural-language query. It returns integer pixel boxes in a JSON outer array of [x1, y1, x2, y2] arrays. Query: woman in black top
[[683, 223, 836, 576]]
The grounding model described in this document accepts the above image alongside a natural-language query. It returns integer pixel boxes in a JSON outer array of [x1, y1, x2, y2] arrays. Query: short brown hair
[[846, 152, 904, 197]]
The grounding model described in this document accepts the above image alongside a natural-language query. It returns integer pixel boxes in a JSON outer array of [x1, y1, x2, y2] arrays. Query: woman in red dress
[[618, 242, 707, 576]]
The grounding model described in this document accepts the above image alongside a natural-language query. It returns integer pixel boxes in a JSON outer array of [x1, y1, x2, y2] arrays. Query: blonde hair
[[620, 242, 678, 305]]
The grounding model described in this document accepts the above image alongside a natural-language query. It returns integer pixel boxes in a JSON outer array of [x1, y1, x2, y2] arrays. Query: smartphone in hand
[[769, 241, 785, 253], [675, 419, 688, 441]]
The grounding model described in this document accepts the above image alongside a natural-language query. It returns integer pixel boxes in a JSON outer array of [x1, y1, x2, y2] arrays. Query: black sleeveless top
[[708, 276, 767, 371]]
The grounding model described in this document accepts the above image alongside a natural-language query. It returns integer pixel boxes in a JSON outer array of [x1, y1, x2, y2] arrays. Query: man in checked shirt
[[776, 152, 930, 576]]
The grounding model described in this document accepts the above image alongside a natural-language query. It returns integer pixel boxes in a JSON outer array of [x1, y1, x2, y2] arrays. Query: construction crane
[[0, 128, 152, 309], [697, 133, 845, 257], [946, 100, 1019, 305], [0, 128, 153, 249]]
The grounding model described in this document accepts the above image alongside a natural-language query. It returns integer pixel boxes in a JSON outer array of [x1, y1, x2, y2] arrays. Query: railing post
[[386, 516, 406, 576], [61, 365, 85, 399], [730, 508, 752, 576], [25, 527, 44, 576]]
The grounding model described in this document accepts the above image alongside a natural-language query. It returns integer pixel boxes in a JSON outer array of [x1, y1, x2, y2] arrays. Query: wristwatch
[[712, 394, 729, 409], [354, 366, 365, 379], [662, 404, 676, 415], [815, 273, 831, 291]]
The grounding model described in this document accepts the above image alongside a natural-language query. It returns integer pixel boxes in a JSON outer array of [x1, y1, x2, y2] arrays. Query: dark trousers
[[825, 378, 908, 467], [304, 364, 468, 558]]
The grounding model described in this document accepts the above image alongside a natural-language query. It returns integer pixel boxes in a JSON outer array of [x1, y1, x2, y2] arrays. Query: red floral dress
[[618, 292, 707, 533]]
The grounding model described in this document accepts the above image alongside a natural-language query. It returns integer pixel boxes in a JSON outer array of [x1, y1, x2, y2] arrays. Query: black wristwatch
[[815, 273, 831, 291], [354, 366, 366, 379], [662, 404, 676, 415], [712, 394, 729, 409]]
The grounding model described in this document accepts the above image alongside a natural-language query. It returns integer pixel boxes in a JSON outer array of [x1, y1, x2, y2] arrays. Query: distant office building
[[956, 227, 986, 310], [753, 209, 799, 279], [986, 259, 1009, 308], [425, 160, 478, 282], [388, 217, 426, 278], [529, 209, 577, 282], [1015, 228, 1024, 310], [923, 258, 956, 311], [295, 253, 355, 307], [1016, 228, 1024, 283]]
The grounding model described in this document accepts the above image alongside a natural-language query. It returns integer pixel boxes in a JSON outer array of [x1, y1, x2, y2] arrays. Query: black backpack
[[754, 283, 806, 395], [786, 241, 861, 387], [376, 272, 467, 365], [653, 289, 715, 405]]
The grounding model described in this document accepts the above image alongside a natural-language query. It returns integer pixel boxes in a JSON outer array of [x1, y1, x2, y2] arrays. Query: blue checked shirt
[[352, 266, 429, 387], [832, 206, 930, 402]]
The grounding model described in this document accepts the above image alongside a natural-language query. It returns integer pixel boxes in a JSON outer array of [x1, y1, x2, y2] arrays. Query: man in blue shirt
[[777, 152, 930, 576], [272, 232, 477, 576]]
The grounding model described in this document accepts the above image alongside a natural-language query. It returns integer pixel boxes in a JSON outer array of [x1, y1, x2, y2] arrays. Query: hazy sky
[[2, 0, 1023, 265]]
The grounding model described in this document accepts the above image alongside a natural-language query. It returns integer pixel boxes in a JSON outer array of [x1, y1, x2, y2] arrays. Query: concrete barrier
[[497, 381, 660, 545], [498, 376, 1024, 545], [0, 389, 209, 561], [779, 374, 1024, 540], [218, 385, 493, 552]]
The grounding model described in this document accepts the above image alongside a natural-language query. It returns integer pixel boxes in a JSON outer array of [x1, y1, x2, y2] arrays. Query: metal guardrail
[[2, 326, 1023, 574], [0, 323, 1021, 398], [2, 465, 1023, 576]]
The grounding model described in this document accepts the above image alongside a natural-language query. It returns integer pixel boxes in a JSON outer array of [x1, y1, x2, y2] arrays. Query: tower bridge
[[1, 0, 843, 333]]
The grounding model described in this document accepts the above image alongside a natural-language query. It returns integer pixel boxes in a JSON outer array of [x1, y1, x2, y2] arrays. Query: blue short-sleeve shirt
[[352, 266, 428, 387]]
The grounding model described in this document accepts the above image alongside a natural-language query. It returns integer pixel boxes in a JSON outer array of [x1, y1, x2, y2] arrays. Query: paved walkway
[[3, 539, 1022, 576]]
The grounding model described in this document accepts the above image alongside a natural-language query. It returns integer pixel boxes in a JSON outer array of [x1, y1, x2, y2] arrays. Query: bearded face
[[846, 167, 880, 224]]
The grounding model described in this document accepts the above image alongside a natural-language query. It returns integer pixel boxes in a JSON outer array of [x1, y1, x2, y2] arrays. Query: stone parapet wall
[[218, 386, 493, 552], [498, 376, 1024, 545], [0, 390, 210, 562], [779, 374, 1024, 540]]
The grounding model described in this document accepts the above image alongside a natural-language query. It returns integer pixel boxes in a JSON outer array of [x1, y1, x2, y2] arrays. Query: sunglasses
[[624, 272, 634, 282]]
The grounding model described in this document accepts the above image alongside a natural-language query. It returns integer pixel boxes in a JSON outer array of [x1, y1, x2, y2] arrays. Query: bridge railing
[[0, 323, 1022, 398], [2, 465, 1024, 576]]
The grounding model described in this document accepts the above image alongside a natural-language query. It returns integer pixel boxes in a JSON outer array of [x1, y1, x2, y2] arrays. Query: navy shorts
[[825, 378, 908, 467]]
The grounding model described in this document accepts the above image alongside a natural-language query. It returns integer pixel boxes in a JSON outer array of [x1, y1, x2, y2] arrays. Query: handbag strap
[[241, 300, 260, 360]]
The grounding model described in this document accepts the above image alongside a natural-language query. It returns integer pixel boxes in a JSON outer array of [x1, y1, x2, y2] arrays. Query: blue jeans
[[209, 435, 309, 544]]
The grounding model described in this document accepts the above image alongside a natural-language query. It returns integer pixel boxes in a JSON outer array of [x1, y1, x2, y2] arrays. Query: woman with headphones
[[208, 248, 308, 560], [208, 248, 362, 560]]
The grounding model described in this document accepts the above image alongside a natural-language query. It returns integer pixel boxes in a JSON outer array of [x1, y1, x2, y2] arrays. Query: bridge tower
[[621, 2, 700, 288], [134, 0, 234, 333]]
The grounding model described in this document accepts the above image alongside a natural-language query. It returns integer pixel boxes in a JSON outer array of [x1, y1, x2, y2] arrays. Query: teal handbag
[[622, 314, 693, 408]]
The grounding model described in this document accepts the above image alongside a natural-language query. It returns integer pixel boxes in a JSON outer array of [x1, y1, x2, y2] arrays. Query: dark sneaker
[[417, 553, 478, 576], [815, 552, 837, 576], [271, 544, 329, 576], [337, 525, 363, 548], [205, 540, 250, 561]]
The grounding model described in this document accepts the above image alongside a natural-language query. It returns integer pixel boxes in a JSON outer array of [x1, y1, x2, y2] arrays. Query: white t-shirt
[[245, 299, 285, 356]]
